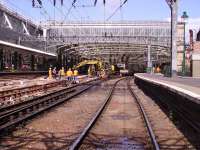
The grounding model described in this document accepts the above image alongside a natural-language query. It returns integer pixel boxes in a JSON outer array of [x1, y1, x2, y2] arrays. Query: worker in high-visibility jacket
[[73, 69, 79, 83], [111, 65, 115, 74], [111, 65, 115, 71], [61, 67, 65, 76], [66, 68, 73, 81], [74, 69, 78, 76], [48, 67, 53, 79], [88, 66, 91, 77]]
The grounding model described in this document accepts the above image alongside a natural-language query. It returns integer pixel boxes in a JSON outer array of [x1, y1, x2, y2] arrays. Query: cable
[[62, 0, 87, 22], [106, 0, 127, 21], [48, 0, 78, 21], [41, 6, 52, 20]]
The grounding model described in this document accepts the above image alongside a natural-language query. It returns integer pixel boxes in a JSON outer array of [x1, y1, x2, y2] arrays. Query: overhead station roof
[[0, 40, 56, 57], [46, 21, 174, 63], [60, 42, 170, 64]]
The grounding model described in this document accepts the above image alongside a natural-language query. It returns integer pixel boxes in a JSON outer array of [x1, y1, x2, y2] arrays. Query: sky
[[1, 0, 200, 37]]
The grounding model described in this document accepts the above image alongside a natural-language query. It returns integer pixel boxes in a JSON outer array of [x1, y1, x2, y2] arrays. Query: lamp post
[[181, 11, 189, 76], [166, 0, 179, 77]]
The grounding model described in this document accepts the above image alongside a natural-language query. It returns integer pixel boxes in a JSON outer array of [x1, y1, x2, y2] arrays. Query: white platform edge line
[[0, 40, 56, 57], [134, 74, 200, 100]]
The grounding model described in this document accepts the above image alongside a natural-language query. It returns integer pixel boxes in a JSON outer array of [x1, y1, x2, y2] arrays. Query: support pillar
[[31, 55, 35, 71], [70, 56, 73, 68], [11, 51, 18, 70], [170, 0, 179, 77], [63, 54, 66, 69], [43, 57, 47, 70], [57, 49, 63, 69], [0, 48, 3, 71], [147, 45, 152, 73], [18, 54, 22, 70], [65, 55, 69, 70]]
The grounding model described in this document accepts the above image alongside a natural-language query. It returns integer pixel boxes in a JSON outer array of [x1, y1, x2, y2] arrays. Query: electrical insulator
[[53, 0, 56, 6], [37, 0, 42, 5], [72, 0, 77, 6], [94, 0, 97, 6], [32, 0, 35, 7], [123, 0, 127, 4], [61, 0, 63, 5], [103, 0, 106, 5]]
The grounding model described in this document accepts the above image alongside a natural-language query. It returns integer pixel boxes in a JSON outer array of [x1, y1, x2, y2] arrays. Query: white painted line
[[0, 40, 56, 57], [134, 74, 200, 101]]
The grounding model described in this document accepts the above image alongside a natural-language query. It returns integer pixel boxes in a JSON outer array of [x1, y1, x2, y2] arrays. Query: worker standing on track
[[66, 68, 73, 81], [58, 69, 61, 80], [73, 69, 78, 83], [111, 65, 115, 74], [48, 67, 52, 79], [88, 66, 91, 77], [61, 67, 65, 77], [53, 67, 57, 79]]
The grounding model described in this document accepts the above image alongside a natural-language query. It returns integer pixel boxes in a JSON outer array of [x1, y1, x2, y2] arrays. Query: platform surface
[[134, 73, 200, 102]]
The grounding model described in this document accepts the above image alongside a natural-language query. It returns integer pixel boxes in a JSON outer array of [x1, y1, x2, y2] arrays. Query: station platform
[[134, 73, 200, 104]]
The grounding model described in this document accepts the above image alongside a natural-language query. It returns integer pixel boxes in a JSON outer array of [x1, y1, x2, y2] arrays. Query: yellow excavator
[[74, 60, 108, 78]]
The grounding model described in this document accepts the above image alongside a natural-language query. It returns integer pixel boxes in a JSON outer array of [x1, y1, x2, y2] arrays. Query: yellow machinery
[[74, 60, 108, 78], [75, 60, 102, 70]]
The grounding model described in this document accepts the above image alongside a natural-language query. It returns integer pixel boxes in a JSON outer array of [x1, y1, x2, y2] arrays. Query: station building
[[0, 4, 56, 72], [191, 30, 200, 77]]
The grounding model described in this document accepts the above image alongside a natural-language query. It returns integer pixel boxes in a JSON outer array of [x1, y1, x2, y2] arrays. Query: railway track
[[0, 71, 47, 76], [69, 78, 160, 150], [0, 78, 100, 133], [0, 80, 66, 103]]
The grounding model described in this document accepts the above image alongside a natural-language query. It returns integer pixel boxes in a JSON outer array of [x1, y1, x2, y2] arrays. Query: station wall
[[0, 45, 56, 72]]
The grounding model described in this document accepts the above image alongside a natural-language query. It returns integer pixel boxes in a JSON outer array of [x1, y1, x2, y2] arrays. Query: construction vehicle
[[74, 60, 110, 78]]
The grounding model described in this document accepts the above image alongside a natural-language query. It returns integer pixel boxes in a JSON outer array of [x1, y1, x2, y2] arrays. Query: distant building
[[190, 29, 200, 77], [193, 30, 200, 52]]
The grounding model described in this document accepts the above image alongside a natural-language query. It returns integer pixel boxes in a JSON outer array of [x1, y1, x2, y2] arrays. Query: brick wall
[[193, 42, 200, 52]]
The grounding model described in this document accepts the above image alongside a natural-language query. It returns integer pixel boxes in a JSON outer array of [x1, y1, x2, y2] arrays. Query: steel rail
[[0, 88, 75, 117], [69, 78, 124, 150], [0, 78, 98, 114], [0, 89, 75, 121], [0, 80, 64, 101], [127, 78, 160, 150], [0, 79, 100, 133]]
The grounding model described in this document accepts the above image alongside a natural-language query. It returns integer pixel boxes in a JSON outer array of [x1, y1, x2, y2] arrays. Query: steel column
[[170, 0, 178, 77], [147, 45, 152, 73], [182, 22, 186, 75]]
